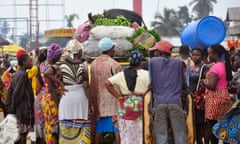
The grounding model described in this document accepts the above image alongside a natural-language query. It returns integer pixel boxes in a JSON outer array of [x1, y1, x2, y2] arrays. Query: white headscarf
[[64, 39, 83, 58]]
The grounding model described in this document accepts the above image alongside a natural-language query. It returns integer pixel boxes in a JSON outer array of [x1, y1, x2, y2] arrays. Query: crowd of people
[[0, 35, 240, 144]]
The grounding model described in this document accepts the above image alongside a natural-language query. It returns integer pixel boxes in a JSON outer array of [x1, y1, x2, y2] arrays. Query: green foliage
[[64, 13, 79, 27], [147, 29, 161, 41], [151, 7, 192, 37], [126, 28, 161, 60], [127, 28, 160, 42], [189, 0, 217, 19], [92, 14, 131, 27], [127, 28, 144, 42], [134, 44, 149, 60], [92, 14, 105, 21]]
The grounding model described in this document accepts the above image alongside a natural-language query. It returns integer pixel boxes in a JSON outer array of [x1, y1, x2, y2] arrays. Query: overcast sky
[[0, 0, 240, 34], [66, 0, 240, 29]]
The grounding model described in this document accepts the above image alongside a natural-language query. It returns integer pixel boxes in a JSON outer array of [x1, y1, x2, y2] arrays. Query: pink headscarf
[[75, 22, 90, 42], [47, 43, 62, 61]]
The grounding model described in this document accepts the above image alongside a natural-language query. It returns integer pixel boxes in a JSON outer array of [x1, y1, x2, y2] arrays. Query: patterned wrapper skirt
[[205, 89, 232, 120], [119, 119, 143, 144], [118, 94, 144, 144], [59, 121, 91, 144]]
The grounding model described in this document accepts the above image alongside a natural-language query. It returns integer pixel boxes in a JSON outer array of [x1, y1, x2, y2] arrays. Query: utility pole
[[133, 0, 142, 16], [29, 0, 39, 51]]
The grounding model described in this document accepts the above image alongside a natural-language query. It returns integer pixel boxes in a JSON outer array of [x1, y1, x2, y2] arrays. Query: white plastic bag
[[89, 26, 134, 40], [0, 114, 20, 144], [82, 38, 133, 58]]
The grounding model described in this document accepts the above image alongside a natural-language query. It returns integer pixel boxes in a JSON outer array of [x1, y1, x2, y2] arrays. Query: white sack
[[83, 39, 133, 58], [89, 26, 135, 40]]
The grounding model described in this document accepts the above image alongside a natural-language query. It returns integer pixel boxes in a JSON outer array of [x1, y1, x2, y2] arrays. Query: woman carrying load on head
[[105, 50, 150, 144], [58, 39, 93, 144], [41, 43, 65, 144]]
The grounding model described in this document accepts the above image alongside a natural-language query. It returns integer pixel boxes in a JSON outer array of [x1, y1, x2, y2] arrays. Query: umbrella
[[0, 44, 24, 54], [0, 36, 10, 46]]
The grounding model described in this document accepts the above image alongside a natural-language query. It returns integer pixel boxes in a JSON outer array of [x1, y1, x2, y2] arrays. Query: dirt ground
[[0, 112, 3, 121], [0, 112, 224, 144]]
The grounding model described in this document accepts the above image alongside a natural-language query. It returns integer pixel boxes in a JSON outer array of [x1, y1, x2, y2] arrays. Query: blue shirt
[[150, 57, 184, 106]]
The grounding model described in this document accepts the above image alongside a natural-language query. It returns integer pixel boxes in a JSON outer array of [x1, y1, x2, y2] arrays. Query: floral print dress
[[40, 64, 62, 144]]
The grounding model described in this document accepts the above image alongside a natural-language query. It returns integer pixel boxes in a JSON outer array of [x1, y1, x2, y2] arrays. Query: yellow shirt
[[27, 65, 38, 96]]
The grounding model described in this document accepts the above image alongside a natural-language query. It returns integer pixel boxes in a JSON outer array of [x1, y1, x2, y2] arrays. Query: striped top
[[59, 59, 88, 85]]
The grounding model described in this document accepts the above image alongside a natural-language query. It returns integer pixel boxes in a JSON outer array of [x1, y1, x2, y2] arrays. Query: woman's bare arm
[[105, 80, 124, 102], [203, 72, 218, 90]]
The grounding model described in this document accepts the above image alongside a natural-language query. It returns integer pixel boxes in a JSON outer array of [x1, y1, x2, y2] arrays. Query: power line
[[0, 4, 64, 6]]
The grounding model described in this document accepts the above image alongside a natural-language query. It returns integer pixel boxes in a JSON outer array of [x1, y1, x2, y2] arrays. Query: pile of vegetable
[[82, 12, 161, 60], [92, 14, 131, 27], [127, 28, 161, 59]]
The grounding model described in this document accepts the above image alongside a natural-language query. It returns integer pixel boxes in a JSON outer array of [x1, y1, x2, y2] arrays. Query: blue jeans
[[153, 104, 187, 144]]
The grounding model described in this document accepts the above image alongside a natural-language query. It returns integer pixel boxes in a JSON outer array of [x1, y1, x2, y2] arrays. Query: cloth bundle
[[82, 26, 134, 58], [213, 102, 240, 144], [0, 114, 20, 144]]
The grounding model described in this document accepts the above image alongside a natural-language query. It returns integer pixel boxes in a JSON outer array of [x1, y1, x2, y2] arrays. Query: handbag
[[212, 101, 240, 144], [194, 64, 206, 110]]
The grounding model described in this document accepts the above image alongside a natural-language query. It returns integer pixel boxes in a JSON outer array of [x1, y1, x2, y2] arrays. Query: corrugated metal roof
[[226, 7, 240, 21], [227, 25, 240, 36]]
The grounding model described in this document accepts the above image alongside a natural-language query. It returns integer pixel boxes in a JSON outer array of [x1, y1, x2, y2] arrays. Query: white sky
[[66, 0, 240, 29], [0, 0, 240, 35]]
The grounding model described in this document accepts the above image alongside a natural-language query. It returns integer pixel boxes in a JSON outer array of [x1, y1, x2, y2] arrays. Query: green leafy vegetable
[[92, 14, 131, 27]]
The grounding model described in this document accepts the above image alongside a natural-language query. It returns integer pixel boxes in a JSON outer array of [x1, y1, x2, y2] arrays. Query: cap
[[149, 40, 173, 54], [98, 37, 116, 52], [16, 49, 27, 60]]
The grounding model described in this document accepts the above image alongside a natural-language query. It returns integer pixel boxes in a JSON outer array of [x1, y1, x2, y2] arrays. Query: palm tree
[[189, 0, 217, 19], [178, 6, 192, 26], [64, 13, 79, 27], [151, 8, 182, 37]]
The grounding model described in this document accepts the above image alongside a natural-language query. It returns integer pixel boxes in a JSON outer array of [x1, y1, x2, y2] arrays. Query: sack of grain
[[83, 38, 133, 58], [89, 26, 134, 40]]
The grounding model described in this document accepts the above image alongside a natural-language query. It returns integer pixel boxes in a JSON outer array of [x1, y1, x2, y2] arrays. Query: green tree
[[151, 7, 192, 37], [64, 13, 79, 27], [189, 0, 217, 19], [178, 6, 192, 26], [151, 8, 180, 37]]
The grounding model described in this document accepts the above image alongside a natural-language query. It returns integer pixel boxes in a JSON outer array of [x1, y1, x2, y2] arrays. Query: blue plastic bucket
[[181, 16, 226, 49]]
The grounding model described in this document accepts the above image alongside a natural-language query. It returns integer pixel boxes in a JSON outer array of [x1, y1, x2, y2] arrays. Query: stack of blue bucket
[[181, 16, 226, 49]]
